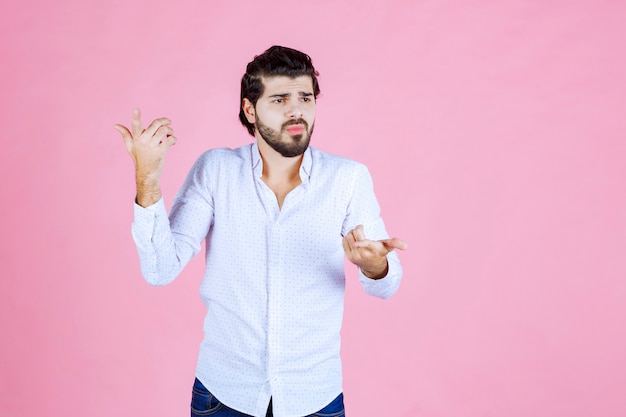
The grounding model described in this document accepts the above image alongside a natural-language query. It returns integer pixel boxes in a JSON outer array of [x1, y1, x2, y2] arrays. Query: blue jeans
[[190, 378, 345, 417]]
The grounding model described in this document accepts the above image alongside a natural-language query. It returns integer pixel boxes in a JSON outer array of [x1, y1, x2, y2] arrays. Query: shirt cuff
[[358, 254, 402, 299], [134, 197, 166, 218], [132, 197, 168, 247]]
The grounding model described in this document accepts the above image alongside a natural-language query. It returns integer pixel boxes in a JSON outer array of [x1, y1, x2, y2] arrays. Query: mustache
[[282, 119, 308, 130]]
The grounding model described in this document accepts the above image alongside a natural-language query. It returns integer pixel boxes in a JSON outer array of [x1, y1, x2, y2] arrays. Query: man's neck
[[256, 137, 303, 184]]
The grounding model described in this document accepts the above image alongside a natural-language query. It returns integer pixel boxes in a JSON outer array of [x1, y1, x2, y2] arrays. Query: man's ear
[[242, 98, 256, 124]]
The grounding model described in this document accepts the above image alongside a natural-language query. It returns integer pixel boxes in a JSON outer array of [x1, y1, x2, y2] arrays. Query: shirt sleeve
[[342, 164, 403, 299], [131, 152, 215, 285]]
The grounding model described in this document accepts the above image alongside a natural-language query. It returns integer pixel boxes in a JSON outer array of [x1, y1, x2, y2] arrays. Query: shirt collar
[[251, 140, 312, 184], [252, 140, 263, 175]]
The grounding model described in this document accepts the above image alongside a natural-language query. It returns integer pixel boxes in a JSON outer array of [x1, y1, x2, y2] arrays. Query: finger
[[341, 235, 352, 255], [342, 234, 355, 254], [113, 124, 132, 141], [351, 225, 366, 241], [132, 108, 143, 137], [344, 229, 358, 246], [153, 126, 174, 143], [352, 239, 378, 250], [161, 135, 177, 147], [382, 237, 409, 251], [144, 117, 172, 138], [114, 124, 135, 154]]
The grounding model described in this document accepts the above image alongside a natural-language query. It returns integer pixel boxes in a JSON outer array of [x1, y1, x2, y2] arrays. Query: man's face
[[251, 75, 316, 158]]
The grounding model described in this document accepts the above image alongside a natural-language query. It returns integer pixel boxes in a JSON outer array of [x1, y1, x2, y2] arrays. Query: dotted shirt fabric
[[132, 142, 402, 417]]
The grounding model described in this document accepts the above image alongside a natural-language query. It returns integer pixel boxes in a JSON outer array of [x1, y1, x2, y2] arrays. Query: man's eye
[[301, 97, 311, 103], [273, 98, 283, 104]]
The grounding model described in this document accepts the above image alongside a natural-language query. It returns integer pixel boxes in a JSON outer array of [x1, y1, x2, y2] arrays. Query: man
[[114, 46, 407, 417]]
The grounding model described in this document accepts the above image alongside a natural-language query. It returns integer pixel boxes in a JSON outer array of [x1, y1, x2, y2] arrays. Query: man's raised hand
[[114, 108, 177, 207]]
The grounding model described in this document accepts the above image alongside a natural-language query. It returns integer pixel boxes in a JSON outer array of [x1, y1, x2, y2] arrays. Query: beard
[[256, 115, 314, 158]]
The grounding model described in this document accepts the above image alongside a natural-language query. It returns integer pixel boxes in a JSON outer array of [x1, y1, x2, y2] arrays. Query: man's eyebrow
[[268, 92, 314, 98], [268, 93, 290, 98]]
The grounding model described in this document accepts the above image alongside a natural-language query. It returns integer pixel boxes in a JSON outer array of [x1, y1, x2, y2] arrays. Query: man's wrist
[[361, 260, 389, 280], [135, 172, 162, 208], [135, 192, 162, 208]]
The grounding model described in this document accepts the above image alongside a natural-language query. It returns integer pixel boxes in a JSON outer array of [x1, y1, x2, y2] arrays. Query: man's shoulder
[[194, 144, 252, 166], [309, 146, 367, 173]]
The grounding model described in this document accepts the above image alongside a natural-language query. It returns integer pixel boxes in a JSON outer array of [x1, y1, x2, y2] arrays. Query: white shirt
[[132, 141, 402, 417]]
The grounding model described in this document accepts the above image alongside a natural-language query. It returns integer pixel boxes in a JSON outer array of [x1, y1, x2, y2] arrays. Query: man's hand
[[114, 108, 176, 207], [342, 225, 408, 279]]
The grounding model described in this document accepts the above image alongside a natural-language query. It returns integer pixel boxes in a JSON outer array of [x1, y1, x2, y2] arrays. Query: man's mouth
[[285, 125, 305, 135]]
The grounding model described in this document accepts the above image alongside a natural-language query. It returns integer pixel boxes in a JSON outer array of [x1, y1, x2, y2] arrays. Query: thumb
[[382, 237, 408, 252], [114, 124, 132, 141]]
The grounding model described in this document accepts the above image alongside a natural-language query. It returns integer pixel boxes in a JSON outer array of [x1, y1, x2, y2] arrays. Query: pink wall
[[2, 1, 625, 416]]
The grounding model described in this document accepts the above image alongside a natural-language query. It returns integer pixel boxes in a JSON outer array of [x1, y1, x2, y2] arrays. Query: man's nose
[[286, 102, 304, 118]]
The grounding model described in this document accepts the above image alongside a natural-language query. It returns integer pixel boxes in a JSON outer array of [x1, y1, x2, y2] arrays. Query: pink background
[[1, 1, 625, 416]]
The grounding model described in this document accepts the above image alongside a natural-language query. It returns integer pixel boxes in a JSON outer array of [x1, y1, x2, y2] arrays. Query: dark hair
[[239, 45, 321, 136]]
